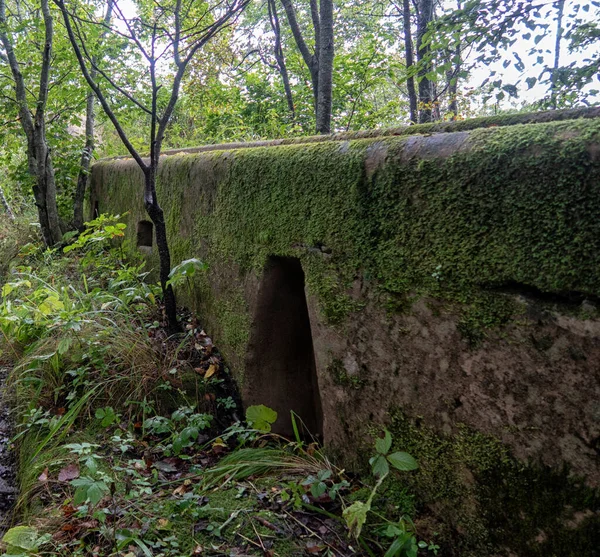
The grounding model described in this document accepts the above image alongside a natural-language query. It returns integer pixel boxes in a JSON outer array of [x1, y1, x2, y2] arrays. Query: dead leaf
[[58, 463, 80, 482], [154, 460, 178, 473], [204, 364, 217, 379], [173, 480, 191, 496], [38, 467, 49, 482], [212, 438, 227, 454], [306, 540, 326, 554], [156, 518, 170, 530]]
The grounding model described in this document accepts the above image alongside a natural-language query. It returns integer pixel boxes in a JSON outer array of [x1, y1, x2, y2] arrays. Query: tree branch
[[54, 0, 147, 172]]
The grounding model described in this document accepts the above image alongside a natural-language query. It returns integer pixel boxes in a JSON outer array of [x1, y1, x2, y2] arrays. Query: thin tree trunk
[[73, 0, 113, 229], [73, 91, 94, 229], [268, 0, 295, 119], [446, 0, 461, 119], [316, 0, 333, 134], [0, 0, 62, 245], [144, 171, 179, 331], [416, 0, 435, 124], [402, 0, 418, 123], [279, 0, 334, 134], [551, 0, 565, 109], [0, 184, 14, 220]]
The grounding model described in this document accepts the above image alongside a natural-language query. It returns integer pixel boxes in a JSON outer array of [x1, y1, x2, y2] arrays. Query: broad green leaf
[[2, 526, 41, 551], [245, 405, 278, 433], [387, 451, 418, 472], [375, 430, 392, 455], [310, 481, 327, 498], [371, 454, 390, 478], [343, 500, 370, 538]]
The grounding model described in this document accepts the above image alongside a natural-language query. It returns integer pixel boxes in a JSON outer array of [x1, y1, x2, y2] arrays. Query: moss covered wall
[[91, 113, 600, 554]]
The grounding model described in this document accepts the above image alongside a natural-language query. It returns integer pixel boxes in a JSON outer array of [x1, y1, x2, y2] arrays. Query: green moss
[[387, 412, 600, 557], [327, 358, 365, 389], [92, 117, 600, 372]]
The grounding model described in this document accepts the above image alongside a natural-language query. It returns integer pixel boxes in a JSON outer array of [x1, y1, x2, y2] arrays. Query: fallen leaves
[[58, 463, 80, 482]]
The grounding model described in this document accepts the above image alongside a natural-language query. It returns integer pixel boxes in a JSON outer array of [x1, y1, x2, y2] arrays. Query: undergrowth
[[0, 216, 431, 557]]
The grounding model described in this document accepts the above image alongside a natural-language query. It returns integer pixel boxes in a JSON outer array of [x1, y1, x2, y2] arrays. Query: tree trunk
[[279, 0, 333, 134], [268, 0, 295, 119], [0, 0, 62, 246], [446, 1, 461, 119], [144, 170, 179, 332], [0, 184, 14, 220], [315, 0, 333, 134], [73, 91, 94, 229], [73, 0, 112, 229], [416, 0, 435, 123], [551, 0, 565, 109], [402, 0, 418, 123]]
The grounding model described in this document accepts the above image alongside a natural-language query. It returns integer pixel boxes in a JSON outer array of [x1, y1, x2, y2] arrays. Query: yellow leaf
[[156, 518, 170, 530], [204, 364, 217, 379]]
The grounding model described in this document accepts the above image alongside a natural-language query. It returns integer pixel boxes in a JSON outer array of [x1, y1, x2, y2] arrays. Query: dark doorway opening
[[243, 257, 323, 439], [137, 220, 153, 249]]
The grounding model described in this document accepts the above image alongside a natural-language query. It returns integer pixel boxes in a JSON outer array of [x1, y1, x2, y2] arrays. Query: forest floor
[[0, 216, 435, 557], [0, 366, 16, 534]]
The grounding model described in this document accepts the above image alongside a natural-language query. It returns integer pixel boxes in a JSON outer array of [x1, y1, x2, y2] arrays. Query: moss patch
[[92, 117, 600, 382], [387, 412, 600, 557]]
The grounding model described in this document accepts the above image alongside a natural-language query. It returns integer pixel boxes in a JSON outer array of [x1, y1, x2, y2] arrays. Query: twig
[[250, 520, 267, 553]]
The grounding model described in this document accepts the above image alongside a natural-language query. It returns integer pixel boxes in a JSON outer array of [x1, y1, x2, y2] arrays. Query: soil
[[0, 366, 15, 535]]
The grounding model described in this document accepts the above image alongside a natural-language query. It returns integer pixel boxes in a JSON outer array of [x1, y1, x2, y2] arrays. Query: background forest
[[1, 0, 599, 228], [1, 2, 600, 556]]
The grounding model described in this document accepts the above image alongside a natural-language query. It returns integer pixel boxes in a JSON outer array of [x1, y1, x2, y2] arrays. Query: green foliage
[[1, 526, 51, 556], [245, 404, 278, 433], [343, 429, 418, 556], [167, 258, 208, 294], [144, 407, 213, 456], [95, 407, 119, 428]]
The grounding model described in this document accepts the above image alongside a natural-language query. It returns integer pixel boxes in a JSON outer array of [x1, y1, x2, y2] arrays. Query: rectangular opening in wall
[[243, 256, 323, 439], [137, 220, 153, 253]]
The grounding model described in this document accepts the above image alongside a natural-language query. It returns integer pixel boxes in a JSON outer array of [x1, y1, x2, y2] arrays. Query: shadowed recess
[[136, 220, 153, 249], [243, 256, 323, 439]]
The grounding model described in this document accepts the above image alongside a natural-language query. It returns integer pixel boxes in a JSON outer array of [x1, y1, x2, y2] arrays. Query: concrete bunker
[[136, 220, 153, 252], [243, 256, 323, 438]]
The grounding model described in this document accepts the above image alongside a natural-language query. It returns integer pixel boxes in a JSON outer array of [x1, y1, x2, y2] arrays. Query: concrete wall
[[91, 112, 600, 555]]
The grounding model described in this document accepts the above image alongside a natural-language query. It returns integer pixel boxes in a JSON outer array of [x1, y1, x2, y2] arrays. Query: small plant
[[143, 406, 213, 456], [95, 406, 119, 428], [302, 469, 350, 500], [343, 430, 418, 555], [63, 213, 127, 255], [167, 258, 208, 291]]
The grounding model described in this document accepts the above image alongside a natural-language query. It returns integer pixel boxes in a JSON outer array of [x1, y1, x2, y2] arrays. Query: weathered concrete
[[91, 110, 600, 554]]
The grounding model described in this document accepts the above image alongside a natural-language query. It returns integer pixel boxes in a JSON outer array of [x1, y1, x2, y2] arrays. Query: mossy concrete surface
[[91, 111, 600, 554]]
